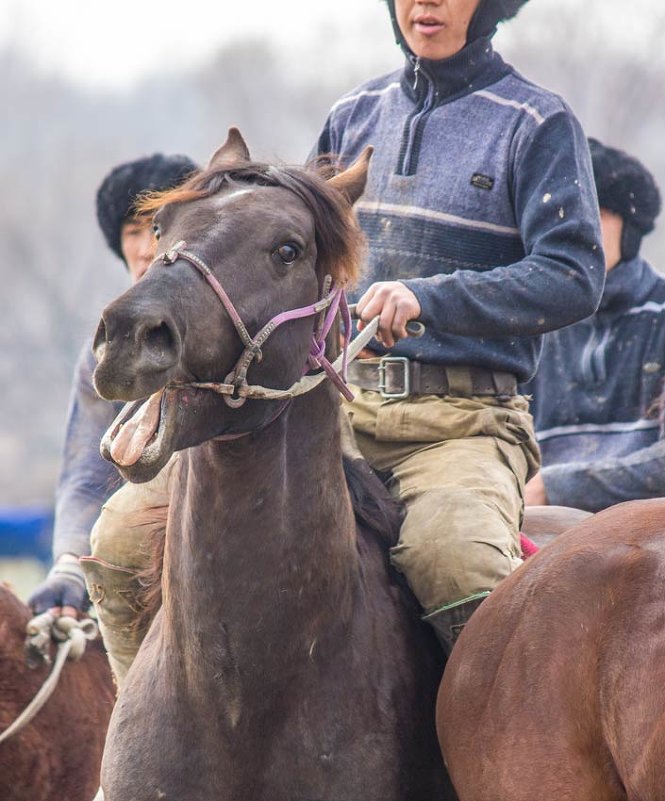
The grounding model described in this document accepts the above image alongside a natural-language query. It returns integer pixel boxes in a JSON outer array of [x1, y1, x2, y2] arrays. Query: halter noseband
[[158, 240, 358, 407]]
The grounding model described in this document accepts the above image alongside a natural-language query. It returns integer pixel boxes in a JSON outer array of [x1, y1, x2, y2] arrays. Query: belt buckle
[[378, 356, 410, 399]]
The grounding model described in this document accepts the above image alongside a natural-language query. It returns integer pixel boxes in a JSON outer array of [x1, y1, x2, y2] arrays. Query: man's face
[[394, 0, 483, 60], [120, 216, 157, 283], [599, 209, 623, 272]]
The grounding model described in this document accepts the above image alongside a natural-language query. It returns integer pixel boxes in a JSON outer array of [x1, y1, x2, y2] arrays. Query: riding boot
[[80, 556, 147, 690], [422, 592, 490, 657]]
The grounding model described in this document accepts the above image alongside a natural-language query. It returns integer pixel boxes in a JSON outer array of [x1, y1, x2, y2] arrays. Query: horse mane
[[342, 456, 422, 612], [342, 456, 403, 549], [133, 455, 408, 632], [134, 530, 165, 634], [136, 160, 365, 286]]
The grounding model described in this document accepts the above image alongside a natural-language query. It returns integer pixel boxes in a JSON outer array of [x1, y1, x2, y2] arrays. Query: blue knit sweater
[[316, 36, 604, 382], [523, 257, 665, 511], [52, 340, 123, 560]]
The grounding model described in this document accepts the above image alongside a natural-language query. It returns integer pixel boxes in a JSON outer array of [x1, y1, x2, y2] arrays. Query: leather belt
[[347, 357, 518, 399]]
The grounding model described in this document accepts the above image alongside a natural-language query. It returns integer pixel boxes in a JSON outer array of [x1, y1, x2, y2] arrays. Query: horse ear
[[207, 128, 251, 170], [328, 146, 373, 205]]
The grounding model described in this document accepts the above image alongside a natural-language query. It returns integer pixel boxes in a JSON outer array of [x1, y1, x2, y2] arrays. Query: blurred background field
[[1, 0, 664, 594]]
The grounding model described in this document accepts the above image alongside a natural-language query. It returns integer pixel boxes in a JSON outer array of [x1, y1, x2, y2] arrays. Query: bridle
[[156, 240, 379, 407]]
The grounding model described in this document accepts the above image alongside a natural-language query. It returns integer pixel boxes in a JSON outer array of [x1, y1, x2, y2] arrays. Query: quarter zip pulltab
[[412, 57, 421, 91]]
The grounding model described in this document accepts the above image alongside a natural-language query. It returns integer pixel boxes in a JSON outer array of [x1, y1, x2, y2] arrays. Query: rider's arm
[[29, 341, 123, 614], [401, 109, 605, 338], [52, 342, 123, 560], [540, 439, 665, 512]]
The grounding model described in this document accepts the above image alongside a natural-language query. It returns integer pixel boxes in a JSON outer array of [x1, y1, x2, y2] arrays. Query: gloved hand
[[28, 555, 90, 616]]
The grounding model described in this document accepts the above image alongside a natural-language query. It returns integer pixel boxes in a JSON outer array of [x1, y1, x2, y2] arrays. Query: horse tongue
[[109, 390, 164, 467]]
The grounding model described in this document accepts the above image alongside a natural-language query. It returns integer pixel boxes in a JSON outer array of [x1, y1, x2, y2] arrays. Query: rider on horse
[[314, 0, 604, 653], [524, 139, 665, 512], [28, 154, 197, 682]]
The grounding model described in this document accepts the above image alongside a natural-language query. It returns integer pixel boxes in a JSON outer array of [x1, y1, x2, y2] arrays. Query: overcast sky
[[0, 0, 660, 90], [0, 0, 397, 89]]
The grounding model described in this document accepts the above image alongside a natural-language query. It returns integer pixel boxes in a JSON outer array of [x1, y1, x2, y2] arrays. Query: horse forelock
[[137, 161, 364, 287]]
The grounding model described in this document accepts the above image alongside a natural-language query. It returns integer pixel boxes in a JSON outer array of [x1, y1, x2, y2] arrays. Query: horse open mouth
[[101, 387, 178, 480]]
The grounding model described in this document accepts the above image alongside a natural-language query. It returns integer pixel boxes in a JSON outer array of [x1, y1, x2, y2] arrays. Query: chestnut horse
[[522, 504, 591, 548], [0, 585, 114, 801], [91, 129, 454, 801], [439, 497, 665, 801]]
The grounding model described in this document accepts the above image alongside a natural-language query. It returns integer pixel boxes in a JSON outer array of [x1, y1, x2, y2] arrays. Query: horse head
[[93, 128, 372, 483]]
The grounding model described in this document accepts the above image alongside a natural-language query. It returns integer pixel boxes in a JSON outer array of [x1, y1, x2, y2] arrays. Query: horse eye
[[276, 243, 299, 265], [152, 223, 161, 241]]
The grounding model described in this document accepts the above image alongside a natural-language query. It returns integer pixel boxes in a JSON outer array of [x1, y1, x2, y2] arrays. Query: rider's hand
[[28, 554, 90, 618], [524, 472, 549, 507], [356, 282, 421, 349]]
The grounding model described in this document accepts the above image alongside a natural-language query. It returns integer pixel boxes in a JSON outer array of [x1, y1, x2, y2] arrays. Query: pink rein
[[160, 241, 354, 406]]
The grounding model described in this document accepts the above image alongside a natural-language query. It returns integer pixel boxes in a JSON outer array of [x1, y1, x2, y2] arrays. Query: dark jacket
[[523, 256, 665, 511], [315, 36, 604, 382], [53, 340, 123, 559]]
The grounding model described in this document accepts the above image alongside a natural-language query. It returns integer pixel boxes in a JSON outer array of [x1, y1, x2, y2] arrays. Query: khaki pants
[[82, 455, 177, 685], [89, 456, 176, 568], [344, 389, 540, 613]]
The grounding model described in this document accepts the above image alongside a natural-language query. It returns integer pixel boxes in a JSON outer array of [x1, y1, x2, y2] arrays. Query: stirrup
[[423, 592, 489, 657]]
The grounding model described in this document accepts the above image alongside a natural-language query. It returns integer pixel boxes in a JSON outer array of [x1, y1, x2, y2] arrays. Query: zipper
[[580, 317, 610, 384], [396, 57, 437, 177]]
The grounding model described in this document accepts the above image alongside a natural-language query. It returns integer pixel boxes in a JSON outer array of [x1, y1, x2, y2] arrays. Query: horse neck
[[162, 383, 358, 684]]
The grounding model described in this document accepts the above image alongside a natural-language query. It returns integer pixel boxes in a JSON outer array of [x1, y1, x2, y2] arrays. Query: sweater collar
[[599, 256, 660, 312], [400, 36, 511, 105]]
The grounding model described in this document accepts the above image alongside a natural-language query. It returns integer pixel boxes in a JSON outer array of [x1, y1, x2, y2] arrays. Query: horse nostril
[[93, 318, 108, 364], [138, 321, 178, 368], [145, 322, 173, 352]]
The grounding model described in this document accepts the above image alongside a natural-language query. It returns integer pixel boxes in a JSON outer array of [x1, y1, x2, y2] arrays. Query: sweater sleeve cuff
[[540, 464, 587, 509], [399, 276, 450, 328], [53, 530, 92, 563]]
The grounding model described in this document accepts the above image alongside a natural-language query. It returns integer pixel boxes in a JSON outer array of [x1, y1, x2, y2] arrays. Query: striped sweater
[[315, 35, 604, 382], [523, 256, 665, 511], [53, 341, 123, 560]]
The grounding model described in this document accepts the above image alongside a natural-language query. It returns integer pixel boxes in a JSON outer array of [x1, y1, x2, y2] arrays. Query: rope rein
[[0, 613, 98, 745]]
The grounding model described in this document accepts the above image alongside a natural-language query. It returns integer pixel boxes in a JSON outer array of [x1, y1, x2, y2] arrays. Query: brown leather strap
[[347, 358, 517, 399]]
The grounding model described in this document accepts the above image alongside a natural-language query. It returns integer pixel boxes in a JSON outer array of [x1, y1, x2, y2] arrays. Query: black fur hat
[[588, 138, 661, 261], [468, 0, 530, 39], [96, 153, 197, 263]]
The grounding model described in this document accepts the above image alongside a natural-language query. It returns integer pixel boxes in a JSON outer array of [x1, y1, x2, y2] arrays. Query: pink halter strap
[[158, 241, 354, 406]]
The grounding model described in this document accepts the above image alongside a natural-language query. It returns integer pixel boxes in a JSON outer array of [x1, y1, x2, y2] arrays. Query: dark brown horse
[[438, 497, 665, 801], [91, 129, 454, 801], [0, 584, 114, 801]]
